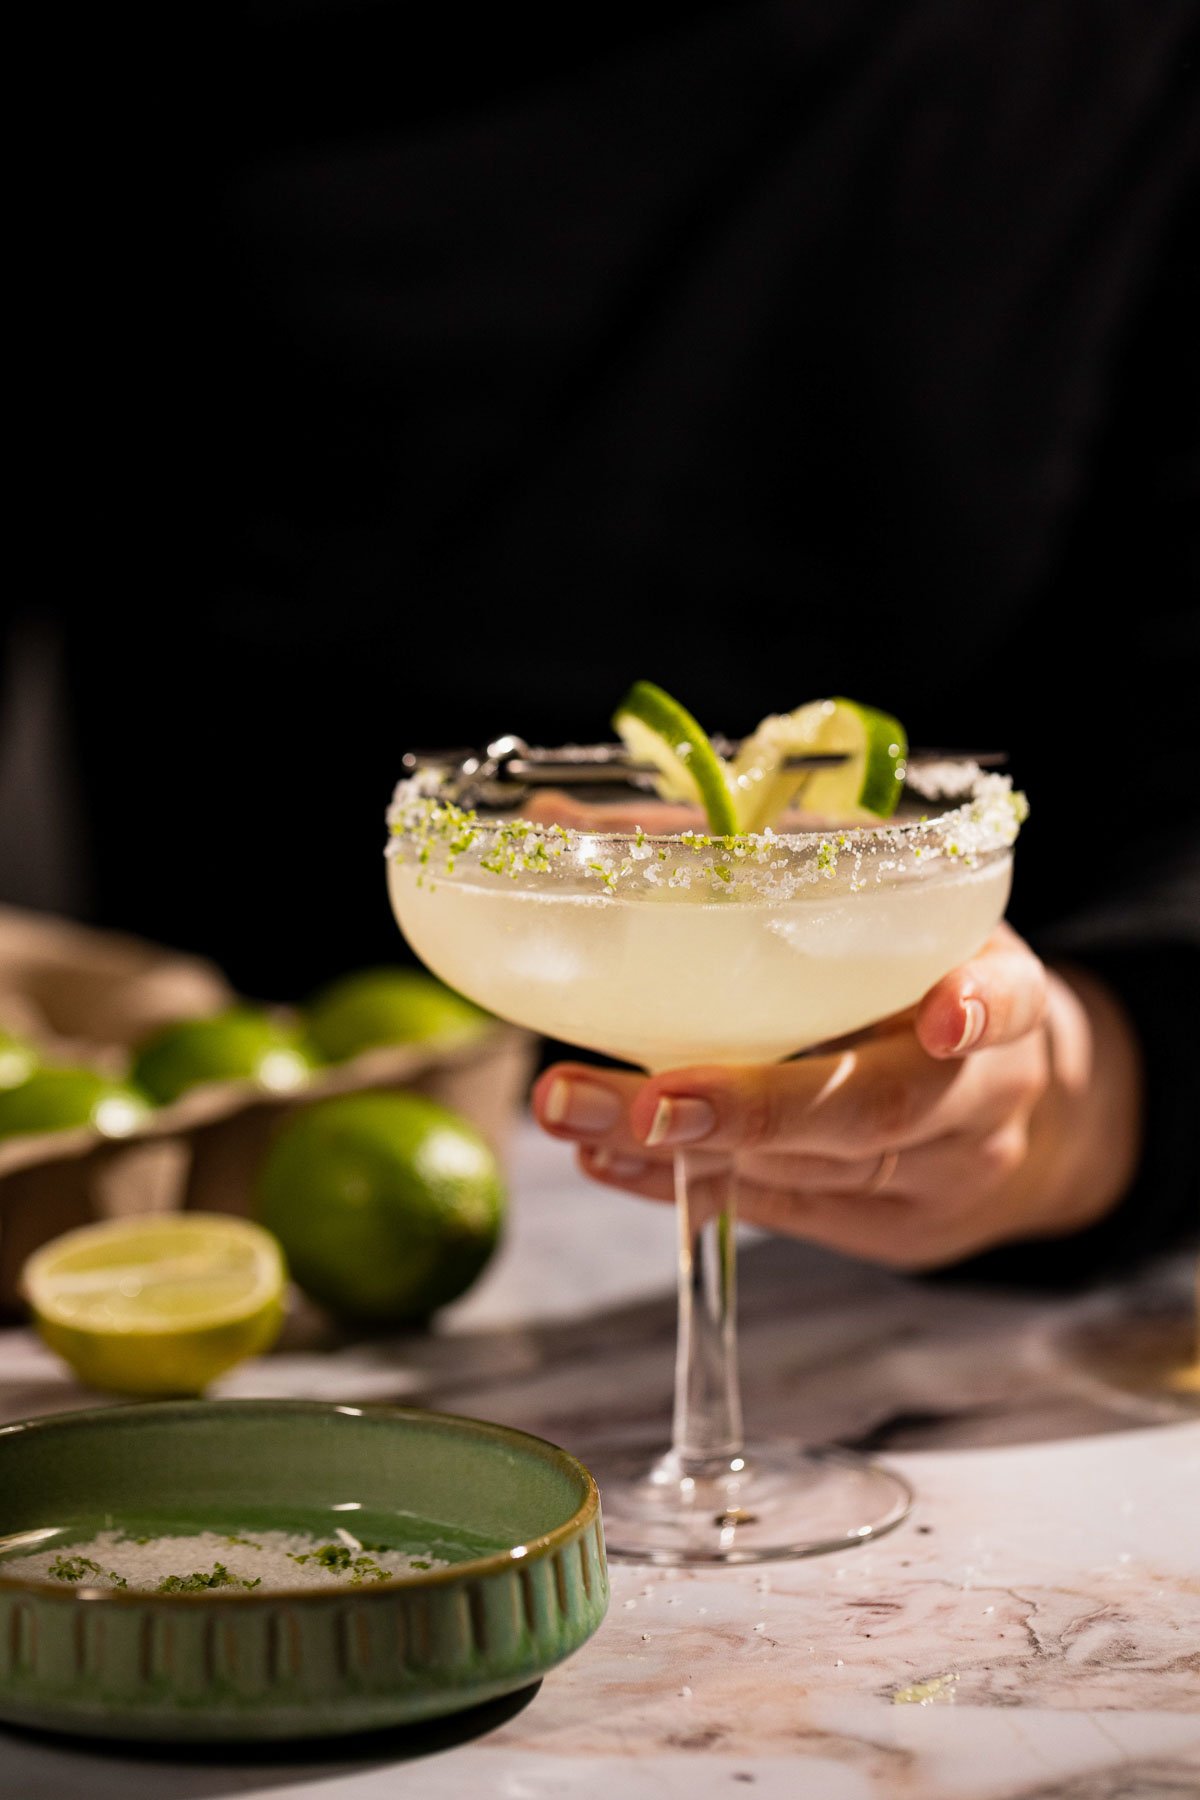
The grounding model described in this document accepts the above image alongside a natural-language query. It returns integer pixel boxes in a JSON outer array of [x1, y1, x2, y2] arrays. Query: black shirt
[[28, 0, 1200, 1267]]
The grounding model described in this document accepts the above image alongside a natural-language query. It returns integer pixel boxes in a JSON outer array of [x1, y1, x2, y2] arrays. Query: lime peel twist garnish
[[612, 681, 739, 835], [731, 696, 908, 831], [614, 683, 908, 835]]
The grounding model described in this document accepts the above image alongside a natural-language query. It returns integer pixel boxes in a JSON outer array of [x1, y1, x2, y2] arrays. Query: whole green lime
[[132, 1008, 313, 1105], [0, 1030, 39, 1092], [0, 1068, 150, 1141], [255, 1091, 504, 1325], [305, 969, 488, 1064]]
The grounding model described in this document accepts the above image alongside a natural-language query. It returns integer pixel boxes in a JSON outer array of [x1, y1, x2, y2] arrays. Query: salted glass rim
[[386, 753, 1026, 898]]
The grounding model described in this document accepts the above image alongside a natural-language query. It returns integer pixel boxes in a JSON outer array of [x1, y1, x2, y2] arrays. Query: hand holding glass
[[386, 761, 1023, 1562]]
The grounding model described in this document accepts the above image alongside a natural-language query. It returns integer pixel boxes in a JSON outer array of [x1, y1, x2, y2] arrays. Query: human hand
[[532, 926, 1142, 1269]]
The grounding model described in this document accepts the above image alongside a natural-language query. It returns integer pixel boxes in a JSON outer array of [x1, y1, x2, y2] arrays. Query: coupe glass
[[386, 754, 1025, 1563]]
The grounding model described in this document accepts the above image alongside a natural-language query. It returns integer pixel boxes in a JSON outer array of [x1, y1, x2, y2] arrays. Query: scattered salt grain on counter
[[10, 1530, 445, 1593]]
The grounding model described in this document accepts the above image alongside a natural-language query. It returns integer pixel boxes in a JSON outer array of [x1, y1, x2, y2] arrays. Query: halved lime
[[23, 1214, 287, 1396], [731, 698, 907, 831], [612, 681, 737, 835]]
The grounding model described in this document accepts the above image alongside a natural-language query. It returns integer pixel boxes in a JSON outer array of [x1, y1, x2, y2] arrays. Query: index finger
[[629, 1032, 1009, 1159], [522, 791, 705, 833]]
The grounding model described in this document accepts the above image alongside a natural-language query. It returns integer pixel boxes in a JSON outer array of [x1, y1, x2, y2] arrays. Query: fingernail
[[543, 1078, 620, 1134], [953, 997, 987, 1053], [591, 1148, 648, 1179], [642, 1096, 716, 1148]]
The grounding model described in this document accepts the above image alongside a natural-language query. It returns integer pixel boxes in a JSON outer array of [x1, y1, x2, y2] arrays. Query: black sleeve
[[951, 163, 1200, 1286], [1068, 947, 1199, 1266], [950, 947, 1198, 1289]]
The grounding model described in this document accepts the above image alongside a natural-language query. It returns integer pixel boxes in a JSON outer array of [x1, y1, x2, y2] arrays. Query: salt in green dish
[[0, 1400, 608, 1741]]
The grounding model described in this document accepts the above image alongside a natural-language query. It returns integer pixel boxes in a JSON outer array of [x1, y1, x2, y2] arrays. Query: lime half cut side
[[23, 1214, 287, 1396], [731, 698, 908, 832], [612, 681, 737, 835]]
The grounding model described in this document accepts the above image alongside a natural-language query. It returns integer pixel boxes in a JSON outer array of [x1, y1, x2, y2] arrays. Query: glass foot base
[[587, 1441, 913, 1566]]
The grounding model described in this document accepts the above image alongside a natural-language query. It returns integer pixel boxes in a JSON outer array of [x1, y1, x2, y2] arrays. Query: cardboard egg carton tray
[[0, 906, 536, 1313]]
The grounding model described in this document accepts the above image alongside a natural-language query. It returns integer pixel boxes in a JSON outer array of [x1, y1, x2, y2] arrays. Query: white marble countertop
[[1, 1120, 1197, 1799]]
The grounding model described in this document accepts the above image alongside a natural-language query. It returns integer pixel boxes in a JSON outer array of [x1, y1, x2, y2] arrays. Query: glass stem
[[671, 1150, 744, 1475]]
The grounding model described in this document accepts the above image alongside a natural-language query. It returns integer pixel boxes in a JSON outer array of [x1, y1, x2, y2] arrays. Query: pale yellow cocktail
[[386, 757, 1025, 1563], [390, 855, 1010, 1071]]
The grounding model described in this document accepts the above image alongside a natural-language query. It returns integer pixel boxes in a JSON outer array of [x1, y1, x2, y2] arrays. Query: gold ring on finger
[[863, 1148, 900, 1194]]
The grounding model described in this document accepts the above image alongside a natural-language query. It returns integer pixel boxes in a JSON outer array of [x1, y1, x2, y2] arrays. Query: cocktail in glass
[[386, 755, 1025, 1563]]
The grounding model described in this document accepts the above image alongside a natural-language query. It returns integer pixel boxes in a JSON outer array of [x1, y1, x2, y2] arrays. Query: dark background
[[4, 0, 1198, 1008]]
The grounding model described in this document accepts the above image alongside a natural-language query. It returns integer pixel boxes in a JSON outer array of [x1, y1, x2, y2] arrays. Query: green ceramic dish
[[0, 1400, 608, 1742]]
